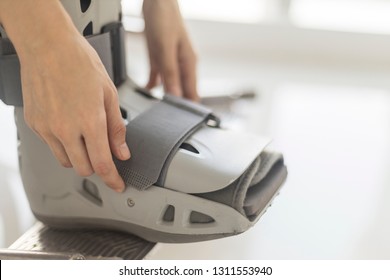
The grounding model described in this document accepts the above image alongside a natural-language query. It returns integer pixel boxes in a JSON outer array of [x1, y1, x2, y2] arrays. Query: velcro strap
[[114, 95, 220, 190], [0, 31, 114, 106]]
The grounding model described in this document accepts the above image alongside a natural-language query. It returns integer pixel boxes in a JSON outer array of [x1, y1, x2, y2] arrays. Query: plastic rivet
[[127, 198, 135, 207]]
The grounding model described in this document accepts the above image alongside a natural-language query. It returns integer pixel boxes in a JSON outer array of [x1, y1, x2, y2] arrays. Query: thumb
[[105, 87, 130, 161]]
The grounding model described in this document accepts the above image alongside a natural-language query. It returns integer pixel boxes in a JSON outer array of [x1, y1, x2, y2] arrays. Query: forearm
[[143, 0, 183, 29], [142, 0, 198, 100], [143, 0, 181, 14], [0, 0, 79, 60]]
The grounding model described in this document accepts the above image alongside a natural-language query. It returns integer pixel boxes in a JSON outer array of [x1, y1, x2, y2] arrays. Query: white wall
[[0, 103, 35, 248]]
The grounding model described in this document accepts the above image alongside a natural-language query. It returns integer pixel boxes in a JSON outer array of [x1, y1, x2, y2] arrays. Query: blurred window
[[122, 0, 390, 35], [121, 0, 269, 31], [122, 0, 267, 23], [290, 0, 390, 34], [178, 0, 267, 23]]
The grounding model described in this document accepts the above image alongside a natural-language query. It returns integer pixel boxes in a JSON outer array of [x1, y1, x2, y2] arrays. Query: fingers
[[45, 135, 72, 168], [62, 135, 94, 178], [25, 116, 73, 168], [19, 23, 127, 193], [145, 66, 160, 90], [147, 38, 199, 101], [179, 41, 199, 102], [58, 126, 125, 192], [83, 86, 128, 192], [158, 46, 182, 97], [83, 111, 126, 193], [56, 122, 126, 192], [31, 90, 128, 193]]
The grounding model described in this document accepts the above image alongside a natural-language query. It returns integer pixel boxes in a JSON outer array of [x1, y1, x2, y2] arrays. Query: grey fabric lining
[[0, 32, 114, 106], [250, 151, 283, 187], [194, 156, 261, 217], [114, 96, 217, 190], [244, 160, 287, 218], [231, 156, 261, 215], [194, 152, 286, 221]]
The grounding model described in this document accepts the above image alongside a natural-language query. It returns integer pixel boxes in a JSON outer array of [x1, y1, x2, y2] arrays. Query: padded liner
[[244, 160, 287, 218], [194, 152, 286, 220]]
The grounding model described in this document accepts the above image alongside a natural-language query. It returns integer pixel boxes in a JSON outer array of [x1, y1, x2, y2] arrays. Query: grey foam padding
[[114, 95, 217, 190], [251, 152, 284, 186], [0, 31, 114, 106], [194, 152, 287, 220], [10, 223, 155, 260], [244, 160, 287, 218]]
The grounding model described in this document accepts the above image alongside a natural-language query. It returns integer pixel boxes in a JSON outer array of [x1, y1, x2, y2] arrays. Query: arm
[[0, 0, 129, 192], [143, 0, 199, 101]]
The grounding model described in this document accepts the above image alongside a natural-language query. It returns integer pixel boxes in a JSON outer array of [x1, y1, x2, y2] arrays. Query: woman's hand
[[143, 0, 199, 101], [0, 0, 129, 192]]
